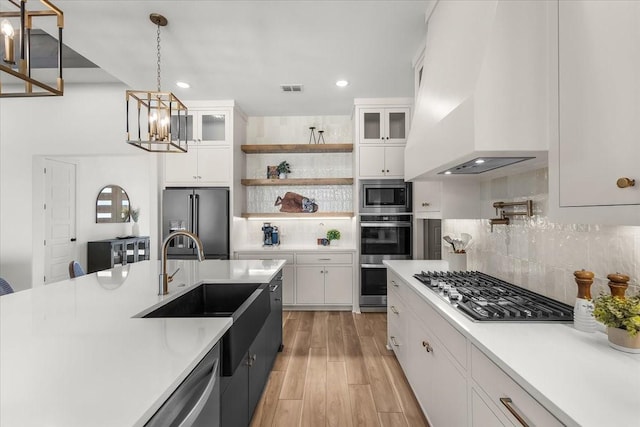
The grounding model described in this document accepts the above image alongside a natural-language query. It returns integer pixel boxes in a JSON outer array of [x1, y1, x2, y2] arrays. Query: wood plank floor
[[250, 311, 429, 427]]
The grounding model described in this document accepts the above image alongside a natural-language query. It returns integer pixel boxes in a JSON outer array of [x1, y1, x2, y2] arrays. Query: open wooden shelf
[[241, 143, 353, 154], [241, 212, 354, 218], [241, 178, 353, 186]]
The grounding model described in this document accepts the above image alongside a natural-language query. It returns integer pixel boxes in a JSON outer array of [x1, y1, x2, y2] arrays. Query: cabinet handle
[[617, 177, 636, 188], [500, 397, 530, 427], [390, 306, 399, 315], [391, 280, 399, 288], [318, 258, 331, 261], [269, 284, 279, 292], [197, 176, 202, 179], [381, 169, 385, 173], [390, 336, 399, 347], [193, 176, 197, 179], [422, 202, 430, 207], [422, 340, 433, 353]]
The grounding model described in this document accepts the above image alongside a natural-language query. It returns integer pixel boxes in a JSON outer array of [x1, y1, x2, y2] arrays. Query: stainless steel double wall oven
[[359, 180, 412, 308]]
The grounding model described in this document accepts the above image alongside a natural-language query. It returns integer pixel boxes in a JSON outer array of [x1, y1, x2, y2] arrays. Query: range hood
[[404, 0, 554, 181]]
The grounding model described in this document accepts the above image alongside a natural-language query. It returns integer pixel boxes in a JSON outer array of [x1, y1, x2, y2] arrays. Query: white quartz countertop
[[384, 260, 640, 427], [235, 244, 356, 252], [0, 259, 285, 427]]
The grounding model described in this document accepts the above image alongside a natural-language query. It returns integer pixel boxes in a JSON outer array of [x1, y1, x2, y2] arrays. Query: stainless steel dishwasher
[[145, 342, 220, 427]]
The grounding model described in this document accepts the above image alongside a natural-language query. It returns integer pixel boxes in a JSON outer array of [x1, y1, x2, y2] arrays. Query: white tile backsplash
[[443, 168, 639, 305]]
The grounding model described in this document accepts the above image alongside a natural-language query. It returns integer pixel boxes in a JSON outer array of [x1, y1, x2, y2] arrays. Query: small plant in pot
[[593, 293, 640, 353], [326, 229, 341, 246], [276, 161, 291, 179]]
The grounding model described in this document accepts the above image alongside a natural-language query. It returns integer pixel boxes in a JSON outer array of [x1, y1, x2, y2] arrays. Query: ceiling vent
[[280, 84, 303, 93]]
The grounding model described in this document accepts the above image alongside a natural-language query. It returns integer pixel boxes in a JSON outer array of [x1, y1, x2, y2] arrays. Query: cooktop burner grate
[[413, 271, 573, 322]]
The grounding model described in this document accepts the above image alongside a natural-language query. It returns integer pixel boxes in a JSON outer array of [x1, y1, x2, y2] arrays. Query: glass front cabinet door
[[359, 108, 410, 144], [171, 110, 229, 145]]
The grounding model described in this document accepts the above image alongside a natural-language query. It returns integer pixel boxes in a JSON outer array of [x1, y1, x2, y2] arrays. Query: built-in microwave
[[359, 179, 412, 213]]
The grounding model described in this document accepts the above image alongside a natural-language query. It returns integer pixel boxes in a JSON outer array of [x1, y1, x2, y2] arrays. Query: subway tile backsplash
[[443, 169, 639, 306]]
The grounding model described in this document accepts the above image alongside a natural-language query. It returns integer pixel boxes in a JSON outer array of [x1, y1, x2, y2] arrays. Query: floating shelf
[[241, 178, 353, 186], [241, 144, 353, 154], [241, 212, 354, 218]]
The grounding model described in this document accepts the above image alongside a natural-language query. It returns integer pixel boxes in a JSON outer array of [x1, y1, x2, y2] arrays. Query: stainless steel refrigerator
[[162, 188, 229, 259]]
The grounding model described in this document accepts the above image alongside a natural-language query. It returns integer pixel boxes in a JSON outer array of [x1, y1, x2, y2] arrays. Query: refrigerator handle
[[188, 194, 194, 249], [194, 194, 200, 237]]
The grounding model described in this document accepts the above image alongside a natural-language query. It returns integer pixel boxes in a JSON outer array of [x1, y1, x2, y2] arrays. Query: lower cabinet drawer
[[296, 252, 353, 265], [471, 345, 562, 427], [236, 252, 294, 264]]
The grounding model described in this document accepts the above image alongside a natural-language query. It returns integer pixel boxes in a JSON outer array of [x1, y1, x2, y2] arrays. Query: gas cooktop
[[413, 271, 573, 322]]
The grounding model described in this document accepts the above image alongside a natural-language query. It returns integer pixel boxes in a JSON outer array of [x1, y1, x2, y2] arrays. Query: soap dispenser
[[573, 269, 596, 333]]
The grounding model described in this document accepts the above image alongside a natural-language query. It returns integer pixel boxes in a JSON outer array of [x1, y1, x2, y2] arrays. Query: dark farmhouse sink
[[143, 282, 271, 376]]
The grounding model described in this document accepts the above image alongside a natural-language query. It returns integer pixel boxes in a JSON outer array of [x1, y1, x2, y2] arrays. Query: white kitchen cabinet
[[359, 145, 405, 178], [387, 279, 408, 366], [171, 110, 230, 146], [470, 345, 563, 427], [412, 180, 480, 219], [408, 320, 467, 427], [235, 250, 354, 308], [164, 146, 231, 186], [471, 389, 509, 427], [388, 269, 467, 427], [551, 0, 640, 225], [359, 107, 410, 144], [296, 265, 352, 305], [235, 252, 295, 305]]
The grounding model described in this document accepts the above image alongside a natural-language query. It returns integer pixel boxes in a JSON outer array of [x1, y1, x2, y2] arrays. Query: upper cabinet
[[404, 0, 553, 180], [359, 108, 410, 144], [549, 0, 640, 225], [355, 98, 412, 180], [171, 110, 230, 145], [164, 101, 246, 188]]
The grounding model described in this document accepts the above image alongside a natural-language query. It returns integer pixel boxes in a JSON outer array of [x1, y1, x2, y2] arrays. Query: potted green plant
[[276, 161, 291, 179], [593, 293, 640, 353], [326, 229, 341, 246]]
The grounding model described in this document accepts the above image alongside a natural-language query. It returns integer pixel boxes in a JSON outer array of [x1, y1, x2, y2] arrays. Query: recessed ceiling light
[[176, 81, 190, 89], [475, 159, 485, 164], [336, 80, 349, 87], [444, 171, 452, 175]]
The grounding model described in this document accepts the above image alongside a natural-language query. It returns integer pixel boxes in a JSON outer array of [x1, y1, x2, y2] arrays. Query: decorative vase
[[279, 173, 287, 179], [607, 327, 640, 353], [132, 222, 140, 236]]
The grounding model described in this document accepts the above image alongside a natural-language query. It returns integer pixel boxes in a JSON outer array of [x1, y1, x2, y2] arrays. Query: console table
[[87, 236, 150, 273]]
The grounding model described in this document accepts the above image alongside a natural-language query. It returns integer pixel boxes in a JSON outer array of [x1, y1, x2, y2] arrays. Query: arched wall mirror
[[96, 185, 130, 223]]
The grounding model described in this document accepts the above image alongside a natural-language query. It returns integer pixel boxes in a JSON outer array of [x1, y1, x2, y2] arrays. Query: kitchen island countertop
[[0, 259, 285, 427], [384, 260, 640, 427]]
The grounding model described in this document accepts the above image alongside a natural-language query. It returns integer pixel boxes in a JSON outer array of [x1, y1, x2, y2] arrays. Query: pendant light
[[0, 0, 64, 97], [126, 13, 188, 153]]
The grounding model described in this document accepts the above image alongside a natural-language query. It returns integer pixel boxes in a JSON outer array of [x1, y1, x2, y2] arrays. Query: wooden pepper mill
[[574, 270, 594, 300], [573, 270, 596, 332], [607, 273, 630, 298]]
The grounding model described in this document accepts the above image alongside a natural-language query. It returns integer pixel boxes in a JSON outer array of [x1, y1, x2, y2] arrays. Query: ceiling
[[49, 0, 428, 116]]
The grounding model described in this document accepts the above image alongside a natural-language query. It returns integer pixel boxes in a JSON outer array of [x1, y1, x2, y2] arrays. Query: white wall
[[1, 83, 159, 291], [442, 168, 640, 306]]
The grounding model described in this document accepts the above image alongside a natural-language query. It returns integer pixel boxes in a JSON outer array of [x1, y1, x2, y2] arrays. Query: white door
[[384, 146, 405, 177], [44, 159, 76, 284]]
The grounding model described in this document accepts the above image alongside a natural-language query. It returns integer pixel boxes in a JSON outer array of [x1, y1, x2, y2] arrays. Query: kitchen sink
[[143, 282, 271, 376]]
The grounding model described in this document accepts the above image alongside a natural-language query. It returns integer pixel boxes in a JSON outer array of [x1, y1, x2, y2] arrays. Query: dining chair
[[0, 277, 14, 295], [68, 261, 86, 279]]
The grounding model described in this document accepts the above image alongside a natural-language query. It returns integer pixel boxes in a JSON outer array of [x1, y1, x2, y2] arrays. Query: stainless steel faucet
[[159, 230, 205, 295]]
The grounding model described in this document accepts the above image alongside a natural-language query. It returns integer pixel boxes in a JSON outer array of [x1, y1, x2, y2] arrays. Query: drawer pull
[[422, 340, 433, 353], [390, 336, 399, 347], [391, 280, 399, 288], [318, 258, 331, 261], [500, 397, 530, 427], [390, 306, 399, 315]]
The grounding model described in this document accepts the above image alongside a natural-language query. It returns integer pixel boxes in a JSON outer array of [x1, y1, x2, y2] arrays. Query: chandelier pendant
[[0, 0, 64, 97], [126, 13, 188, 153]]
